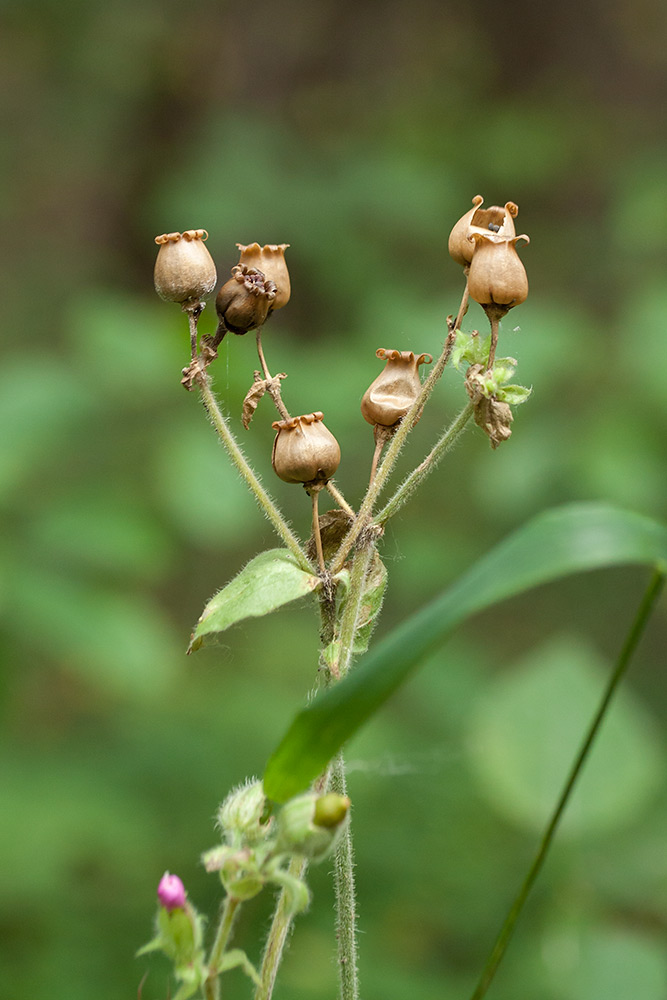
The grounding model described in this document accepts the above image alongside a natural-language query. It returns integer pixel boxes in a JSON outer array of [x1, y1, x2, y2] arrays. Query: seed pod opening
[[154, 230, 217, 305], [448, 196, 519, 267], [361, 349, 432, 427], [271, 412, 340, 485], [236, 243, 291, 310]]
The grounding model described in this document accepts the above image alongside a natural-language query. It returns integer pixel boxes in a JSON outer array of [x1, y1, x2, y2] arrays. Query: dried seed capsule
[[448, 196, 519, 267], [361, 349, 432, 428], [153, 230, 217, 305], [467, 233, 530, 309], [236, 243, 291, 310], [215, 264, 276, 335], [271, 412, 340, 485]]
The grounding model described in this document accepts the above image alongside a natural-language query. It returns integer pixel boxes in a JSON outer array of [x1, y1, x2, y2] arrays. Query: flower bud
[[236, 243, 290, 310], [467, 234, 529, 310], [361, 349, 432, 428], [157, 872, 187, 911], [448, 196, 519, 267], [154, 230, 217, 305], [215, 264, 276, 335], [276, 792, 350, 861], [271, 412, 341, 485], [217, 780, 271, 845]]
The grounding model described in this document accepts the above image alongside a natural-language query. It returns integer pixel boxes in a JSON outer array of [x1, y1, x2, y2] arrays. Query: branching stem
[[331, 317, 460, 575], [376, 402, 474, 525]]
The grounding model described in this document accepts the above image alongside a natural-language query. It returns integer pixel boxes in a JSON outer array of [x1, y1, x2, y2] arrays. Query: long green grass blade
[[264, 503, 667, 802]]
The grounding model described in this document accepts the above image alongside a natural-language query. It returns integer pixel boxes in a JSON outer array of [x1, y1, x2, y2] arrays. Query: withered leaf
[[242, 375, 269, 429]]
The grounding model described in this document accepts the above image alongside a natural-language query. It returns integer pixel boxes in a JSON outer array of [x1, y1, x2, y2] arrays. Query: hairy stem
[[254, 856, 308, 1000], [469, 568, 666, 1000], [330, 754, 359, 1000], [376, 402, 474, 526], [195, 369, 311, 572], [326, 480, 356, 518], [204, 895, 241, 1000]]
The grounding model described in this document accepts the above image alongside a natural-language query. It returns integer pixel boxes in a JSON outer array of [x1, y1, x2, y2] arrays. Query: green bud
[[138, 897, 204, 970], [313, 793, 351, 828], [217, 779, 271, 845], [276, 792, 350, 861]]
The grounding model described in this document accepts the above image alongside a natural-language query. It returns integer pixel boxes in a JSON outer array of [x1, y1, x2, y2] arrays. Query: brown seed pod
[[215, 264, 277, 335], [467, 234, 530, 309], [153, 230, 217, 305], [361, 349, 432, 428], [448, 196, 519, 267], [271, 412, 341, 485]]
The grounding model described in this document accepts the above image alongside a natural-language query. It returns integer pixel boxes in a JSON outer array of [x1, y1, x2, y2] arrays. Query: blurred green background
[[2, 1, 667, 998]]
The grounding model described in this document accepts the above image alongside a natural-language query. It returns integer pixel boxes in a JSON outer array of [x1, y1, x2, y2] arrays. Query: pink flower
[[157, 872, 187, 911]]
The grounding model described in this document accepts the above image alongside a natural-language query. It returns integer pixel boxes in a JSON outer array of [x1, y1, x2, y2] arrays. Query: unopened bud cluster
[[201, 780, 350, 909]]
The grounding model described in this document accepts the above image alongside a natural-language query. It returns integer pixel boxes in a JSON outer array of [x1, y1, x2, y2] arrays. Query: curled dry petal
[[448, 196, 519, 267], [361, 348, 433, 427], [467, 234, 530, 309], [271, 412, 341, 485], [237, 243, 291, 310], [153, 230, 217, 305]]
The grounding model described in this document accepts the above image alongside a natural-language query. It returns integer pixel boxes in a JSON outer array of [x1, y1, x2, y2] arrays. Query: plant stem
[[311, 487, 326, 574], [204, 895, 241, 1000], [486, 312, 500, 370], [326, 480, 356, 518], [194, 369, 311, 572], [375, 402, 474, 526], [330, 754, 359, 1000], [254, 856, 308, 1000], [256, 329, 291, 421], [185, 304, 200, 360], [468, 567, 666, 1000]]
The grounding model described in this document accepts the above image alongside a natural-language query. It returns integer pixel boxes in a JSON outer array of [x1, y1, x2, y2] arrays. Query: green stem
[[375, 402, 474, 526], [330, 754, 359, 1000], [254, 856, 308, 1000], [204, 895, 241, 1000], [468, 567, 666, 1000], [195, 370, 311, 572]]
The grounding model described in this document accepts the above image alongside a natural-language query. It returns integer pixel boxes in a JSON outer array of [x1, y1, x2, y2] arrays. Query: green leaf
[[188, 550, 322, 653], [264, 503, 667, 802], [496, 383, 532, 405]]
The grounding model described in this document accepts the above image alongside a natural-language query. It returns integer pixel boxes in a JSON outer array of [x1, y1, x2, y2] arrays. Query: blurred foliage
[[1, 0, 667, 998]]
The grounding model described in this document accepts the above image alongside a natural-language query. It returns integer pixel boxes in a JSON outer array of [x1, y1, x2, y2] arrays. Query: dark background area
[[1, 1, 666, 998]]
